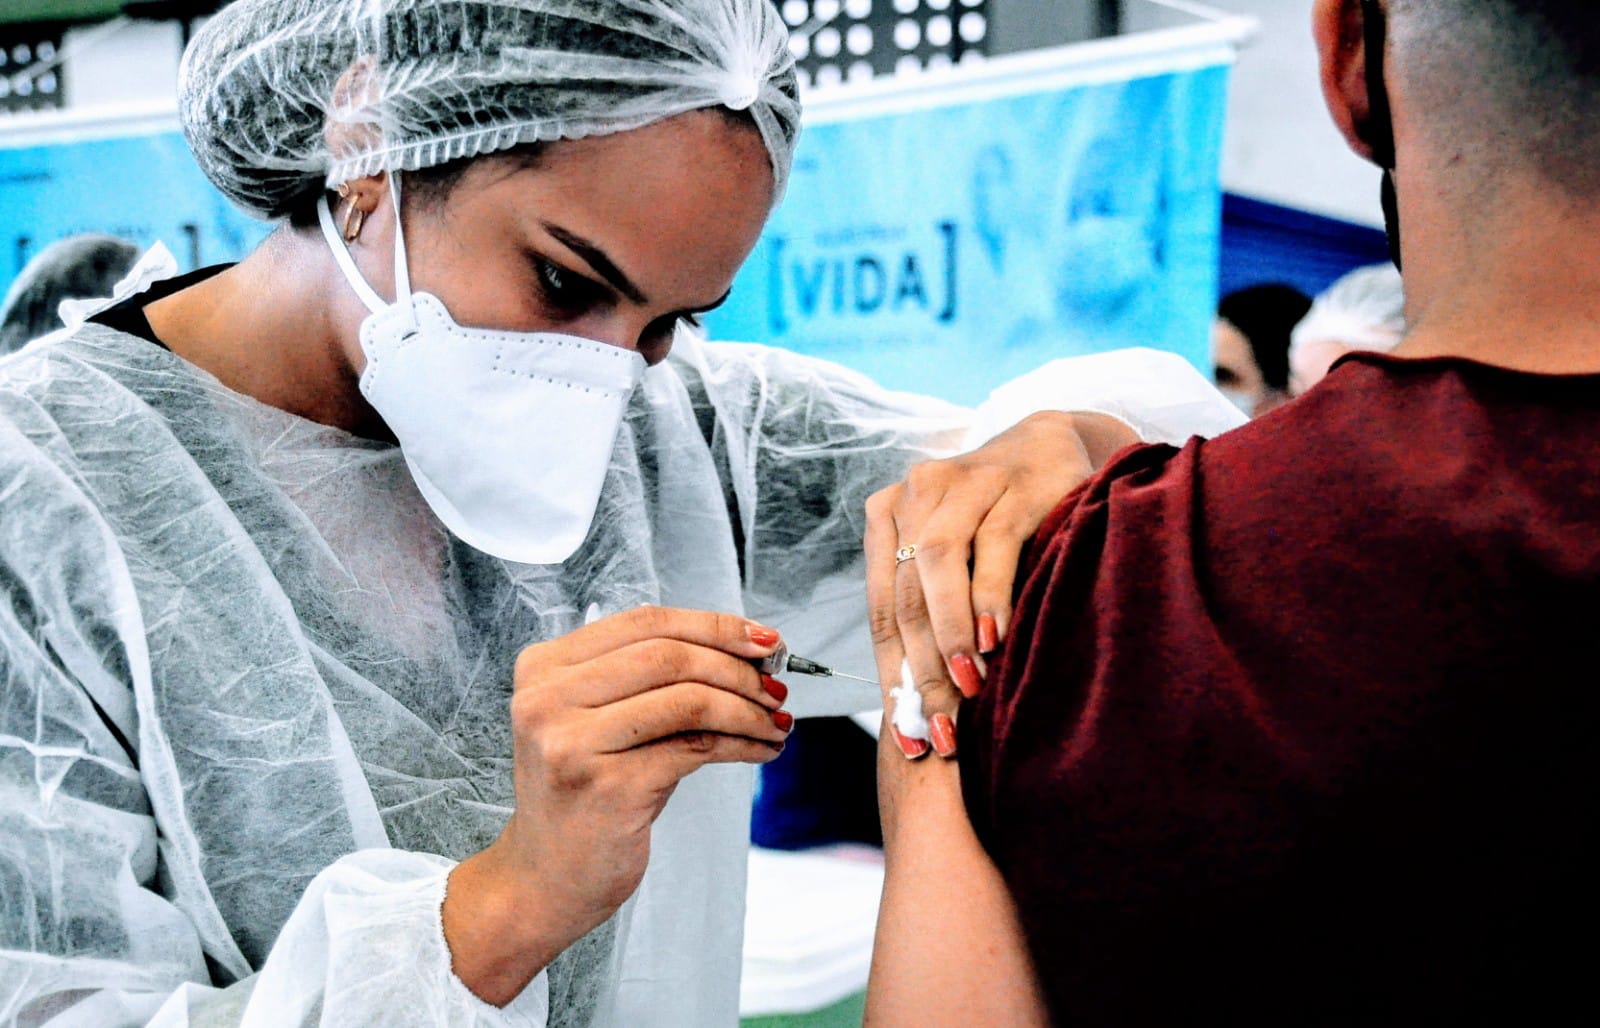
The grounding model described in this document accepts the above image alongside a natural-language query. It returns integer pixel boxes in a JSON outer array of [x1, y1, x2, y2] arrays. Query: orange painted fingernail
[[761, 675, 788, 704], [949, 654, 983, 698], [976, 614, 999, 654], [747, 624, 781, 647], [773, 709, 794, 733], [890, 724, 930, 760], [929, 713, 958, 758]]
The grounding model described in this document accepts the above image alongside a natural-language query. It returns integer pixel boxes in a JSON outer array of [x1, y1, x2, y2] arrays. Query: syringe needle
[[785, 655, 878, 684]]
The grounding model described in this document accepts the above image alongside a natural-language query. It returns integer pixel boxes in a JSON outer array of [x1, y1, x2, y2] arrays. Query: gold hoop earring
[[336, 182, 351, 199], [342, 203, 368, 243]]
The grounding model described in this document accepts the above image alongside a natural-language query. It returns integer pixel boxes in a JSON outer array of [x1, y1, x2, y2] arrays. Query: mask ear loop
[[1360, 0, 1396, 170], [1360, 0, 1402, 270], [318, 192, 388, 314], [388, 170, 414, 311]]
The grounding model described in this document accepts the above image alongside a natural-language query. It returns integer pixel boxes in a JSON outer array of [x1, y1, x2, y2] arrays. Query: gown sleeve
[[0, 424, 548, 1028], [676, 340, 1242, 717], [962, 347, 1248, 449], [674, 340, 969, 717]]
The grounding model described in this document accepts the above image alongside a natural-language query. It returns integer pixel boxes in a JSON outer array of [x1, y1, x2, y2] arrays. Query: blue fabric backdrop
[[1218, 192, 1392, 301], [1, 128, 271, 288], [705, 67, 1233, 406]]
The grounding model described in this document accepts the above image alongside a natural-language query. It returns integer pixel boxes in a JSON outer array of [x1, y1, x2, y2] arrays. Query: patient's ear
[[1314, 0, 1381, 164]]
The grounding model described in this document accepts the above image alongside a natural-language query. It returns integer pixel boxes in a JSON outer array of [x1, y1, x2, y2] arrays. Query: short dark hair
[[1394, 0, 1600, 192]]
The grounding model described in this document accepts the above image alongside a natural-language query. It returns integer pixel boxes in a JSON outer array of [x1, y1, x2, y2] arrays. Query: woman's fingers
[[908, 480, 1015, 688], [557, 637, 784, 710], [518, 682, 789, 805], [893, 558, 968, 715], [636, 730, 789, 790], [865, 483, 910, 688], [596, 682, 792, 754], [969, 493, 1037, 652], [872, 466, 998, 761], [613, 684, 793, 791], [518, 605, 780, 680], [927, 710, 959, 759], [893, 468, 1012, 702]]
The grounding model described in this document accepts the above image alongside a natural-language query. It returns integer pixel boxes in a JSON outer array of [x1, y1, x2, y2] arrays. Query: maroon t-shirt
[[959, 353, 1599, 1024]]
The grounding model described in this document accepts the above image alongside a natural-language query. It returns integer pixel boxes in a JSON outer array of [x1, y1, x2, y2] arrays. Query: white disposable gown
[[0, 289, 1241, 1025]]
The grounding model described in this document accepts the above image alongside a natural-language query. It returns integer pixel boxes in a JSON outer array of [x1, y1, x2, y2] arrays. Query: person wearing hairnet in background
[[1287, 262, 1406, 394], [0, 2, 958, 1024]]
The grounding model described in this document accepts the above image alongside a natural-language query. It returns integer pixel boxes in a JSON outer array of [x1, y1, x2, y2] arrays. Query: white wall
[[1202, 0, 1384, 226], [61, 18, 183, 109]]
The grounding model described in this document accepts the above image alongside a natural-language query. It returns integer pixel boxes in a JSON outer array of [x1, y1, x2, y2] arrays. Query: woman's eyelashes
[[532, 256, 606, 316], [528, 252, 699, 360]]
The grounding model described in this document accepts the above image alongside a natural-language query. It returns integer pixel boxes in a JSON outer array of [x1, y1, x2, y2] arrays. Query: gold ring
[[895, 544, 918, 564]]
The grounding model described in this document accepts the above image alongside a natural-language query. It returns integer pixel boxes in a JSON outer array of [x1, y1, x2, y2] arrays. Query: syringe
[[754, 641, 877, 684]]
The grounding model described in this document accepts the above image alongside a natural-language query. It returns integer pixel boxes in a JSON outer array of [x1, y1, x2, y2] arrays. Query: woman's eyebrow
[[543, 222, 735, 314], [542, 222, 648, 305]]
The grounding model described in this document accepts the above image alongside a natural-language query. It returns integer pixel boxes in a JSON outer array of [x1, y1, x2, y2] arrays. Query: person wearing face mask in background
[[1213, 283, 1312, 417], [0, 2, 998, 1024]]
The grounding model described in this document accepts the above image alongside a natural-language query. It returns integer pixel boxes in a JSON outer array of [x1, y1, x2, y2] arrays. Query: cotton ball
[[888, 658, 932, 741]]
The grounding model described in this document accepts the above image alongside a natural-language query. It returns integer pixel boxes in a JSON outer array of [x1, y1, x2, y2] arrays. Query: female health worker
[[0, 1, 977, 1024]]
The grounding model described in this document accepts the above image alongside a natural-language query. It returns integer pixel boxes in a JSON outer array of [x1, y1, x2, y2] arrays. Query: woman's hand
[[864, 410, 1137, 758], [863, 413, 1127, 1025], [442, 606, 792, 1005]]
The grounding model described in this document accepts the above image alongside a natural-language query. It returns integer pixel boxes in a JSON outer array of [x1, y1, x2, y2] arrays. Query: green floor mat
[[740, 990, 866, 1028]]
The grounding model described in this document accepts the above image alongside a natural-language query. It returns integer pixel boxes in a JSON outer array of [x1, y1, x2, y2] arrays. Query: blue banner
[[0, 127, 270, 291], [705, 66, 1230, 406], [3, 60, 1230, 409]]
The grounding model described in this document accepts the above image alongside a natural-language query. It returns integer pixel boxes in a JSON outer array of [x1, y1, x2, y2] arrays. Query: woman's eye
[[534, 258, 600, 313]]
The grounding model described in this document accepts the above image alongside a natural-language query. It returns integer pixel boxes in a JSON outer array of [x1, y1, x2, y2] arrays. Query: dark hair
[[1, 234, 140, 354], [1480, 0, 1600, 76], [1396, 0, 1600, 190], [1217, 284, 1312, 392], [1400, 0, 1600, 77]]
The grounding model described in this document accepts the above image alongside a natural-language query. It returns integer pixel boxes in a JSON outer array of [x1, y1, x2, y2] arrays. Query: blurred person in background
[[1213, 283, 1312, 416], [1288, 261, 1406, 394], [0, 233, 138, 355]]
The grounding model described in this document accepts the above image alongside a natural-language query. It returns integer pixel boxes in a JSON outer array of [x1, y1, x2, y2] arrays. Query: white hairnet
[[179, 0, 800, 220], [1291, 262, 1407, 355]]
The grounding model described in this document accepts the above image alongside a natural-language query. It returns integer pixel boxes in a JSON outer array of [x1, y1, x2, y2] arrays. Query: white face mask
[[318, 176, 646, 565], [1219, 386, 1256, 418]]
